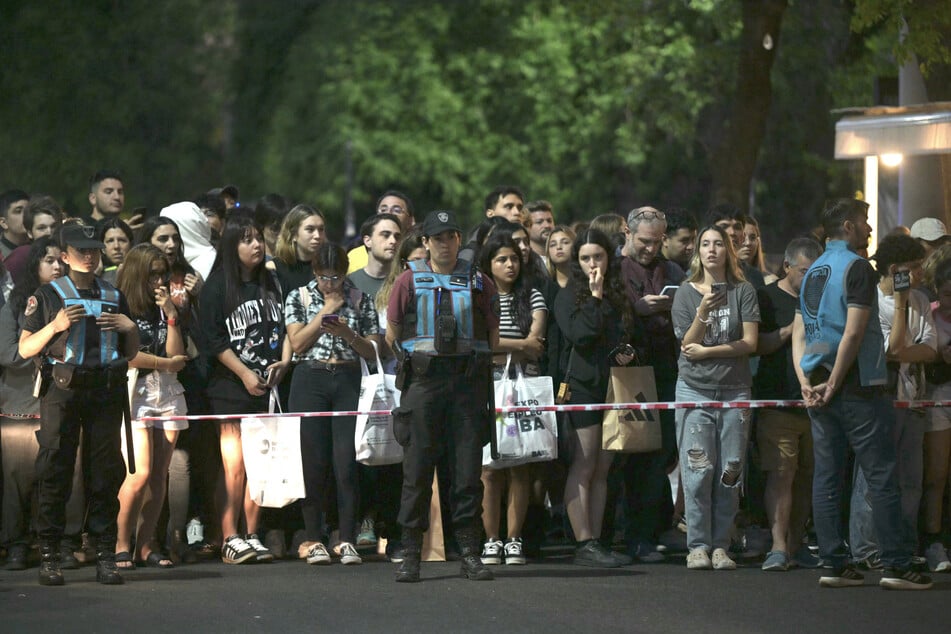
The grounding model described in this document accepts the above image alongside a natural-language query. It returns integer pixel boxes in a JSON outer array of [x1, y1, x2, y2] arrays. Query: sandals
[[139, 551, 175, 569], [115, 551, 136, 570]]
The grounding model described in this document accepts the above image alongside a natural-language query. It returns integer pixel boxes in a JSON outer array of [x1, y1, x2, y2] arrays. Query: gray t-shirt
[[348, 268, 385, 300], [672, 280, 760, 389]]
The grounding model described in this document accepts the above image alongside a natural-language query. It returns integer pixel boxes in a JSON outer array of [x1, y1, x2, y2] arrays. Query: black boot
[[94, 536, 124, 585], [456, 525, 493, 581], [395, 528, 422, 583], [38, 540, 65, 586]]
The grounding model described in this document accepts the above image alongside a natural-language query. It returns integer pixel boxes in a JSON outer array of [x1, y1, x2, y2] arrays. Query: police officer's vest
[[400, 259, 490, 356], [47, 276, 122, 367], [799, 240, 886, 387]]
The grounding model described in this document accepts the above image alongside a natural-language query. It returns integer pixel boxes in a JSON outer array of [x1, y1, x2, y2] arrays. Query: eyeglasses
[[633, 209, 665, 221], [317, 274, 343, 282]]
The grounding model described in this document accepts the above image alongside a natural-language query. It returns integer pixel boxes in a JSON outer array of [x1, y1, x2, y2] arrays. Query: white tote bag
[[355, 341, 403, 465], [242, 388, 306, 508], [482, 355, 558, 469]]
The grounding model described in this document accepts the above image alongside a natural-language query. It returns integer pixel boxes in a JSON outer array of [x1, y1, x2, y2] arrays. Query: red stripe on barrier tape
[[135, 398, 951, 422]]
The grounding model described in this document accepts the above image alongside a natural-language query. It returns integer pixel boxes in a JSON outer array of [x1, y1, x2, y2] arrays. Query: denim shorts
[[131, 371, 188, 430]]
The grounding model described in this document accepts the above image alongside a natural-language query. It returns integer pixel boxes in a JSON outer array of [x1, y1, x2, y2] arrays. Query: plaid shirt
[[284, 279, 379, 362]]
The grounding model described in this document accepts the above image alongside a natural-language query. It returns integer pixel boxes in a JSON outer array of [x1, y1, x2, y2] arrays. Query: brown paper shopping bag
[[601, 366, 662, 453], [421, 472, 446, 561]]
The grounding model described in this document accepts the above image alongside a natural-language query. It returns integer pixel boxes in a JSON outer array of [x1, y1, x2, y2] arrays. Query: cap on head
[[909, 217, 948, 242], [422, 210, 461, 237], [61, 223, 105, 249]]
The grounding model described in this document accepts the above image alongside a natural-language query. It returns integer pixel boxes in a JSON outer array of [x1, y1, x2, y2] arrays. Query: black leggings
[[289, 364, 361, 544]]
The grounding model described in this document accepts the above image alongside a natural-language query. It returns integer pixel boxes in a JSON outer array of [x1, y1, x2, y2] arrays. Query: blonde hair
[[275, 204, 324, 266]]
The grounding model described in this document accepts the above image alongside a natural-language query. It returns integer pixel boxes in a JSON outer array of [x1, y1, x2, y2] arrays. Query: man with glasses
[[348, 191, 414, 274], [617, 205, 685, 562]]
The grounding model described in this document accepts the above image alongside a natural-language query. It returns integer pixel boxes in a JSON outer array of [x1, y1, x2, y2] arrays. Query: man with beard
[[526, 200, 555, 262]]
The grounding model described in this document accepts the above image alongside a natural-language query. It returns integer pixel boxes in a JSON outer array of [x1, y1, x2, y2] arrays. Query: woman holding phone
[[198, 215, 291, 565], [284, 242, 381, 566], [671, 225, 759, 571]]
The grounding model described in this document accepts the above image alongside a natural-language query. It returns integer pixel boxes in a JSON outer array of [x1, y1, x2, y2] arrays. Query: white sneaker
[[306, 542, 332, 565], [504, 538, 527, 565], [338, 542, 362, 565], [246, 533, 274, 562], [925, 542, 951, 573], [686, 548, 712, 570], [481, 539, 503, 565], [712, 548, 736, 570]]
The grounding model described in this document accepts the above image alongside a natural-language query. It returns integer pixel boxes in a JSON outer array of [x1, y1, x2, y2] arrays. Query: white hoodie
[[160, 202, 216, 281]]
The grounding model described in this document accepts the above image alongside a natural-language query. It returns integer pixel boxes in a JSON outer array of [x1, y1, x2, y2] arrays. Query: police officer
[[386, 210, 500, 583], [19, 222, 140, 586]]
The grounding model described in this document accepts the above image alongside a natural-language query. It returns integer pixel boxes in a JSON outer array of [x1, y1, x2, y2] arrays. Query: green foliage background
[[1, 0, 946, 252]]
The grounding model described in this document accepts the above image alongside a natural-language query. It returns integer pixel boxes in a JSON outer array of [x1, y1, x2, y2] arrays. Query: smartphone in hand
[[892, 271, 911, 292], [323, 314, 340, 324], [711, 282, 727, 295]]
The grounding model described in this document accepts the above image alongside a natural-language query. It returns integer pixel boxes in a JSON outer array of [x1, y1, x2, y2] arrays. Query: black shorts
[[207, 375, 269, 418]]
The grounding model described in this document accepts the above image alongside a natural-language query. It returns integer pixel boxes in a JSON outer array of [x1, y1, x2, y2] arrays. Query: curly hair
[[568, 228, 634, 340]]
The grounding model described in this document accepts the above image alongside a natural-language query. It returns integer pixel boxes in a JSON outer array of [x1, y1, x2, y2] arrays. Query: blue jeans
[[675, 381, 751, 552], [849, 407, 925, 561], [808, 390, 910, 569]]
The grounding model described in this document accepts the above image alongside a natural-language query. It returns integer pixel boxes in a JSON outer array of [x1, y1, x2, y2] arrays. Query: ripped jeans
[[675, 381, 751, 552]]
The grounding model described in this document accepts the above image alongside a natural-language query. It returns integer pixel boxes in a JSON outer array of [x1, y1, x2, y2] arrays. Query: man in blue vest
[[792, 198, 931, 590], [386, 210, 500, 583], [19, 222, 140, 586]]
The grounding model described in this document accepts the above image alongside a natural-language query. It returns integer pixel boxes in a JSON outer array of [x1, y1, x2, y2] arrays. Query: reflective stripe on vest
[[48, 276, 121, 366], [400, 259, 488, 355]]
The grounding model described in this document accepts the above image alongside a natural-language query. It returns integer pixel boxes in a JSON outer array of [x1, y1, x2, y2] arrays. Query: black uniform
[[386, 226, 499, 582], [22, 280, 132, 552]]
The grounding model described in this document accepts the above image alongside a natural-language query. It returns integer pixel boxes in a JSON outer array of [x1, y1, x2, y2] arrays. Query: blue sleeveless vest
[[799, 240, 886, 387], [400, 259, 489, 356], [48, 276, 122, 367]]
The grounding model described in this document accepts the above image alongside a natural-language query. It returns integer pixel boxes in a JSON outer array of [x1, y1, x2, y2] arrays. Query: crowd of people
[[0, 172, 948, 590]]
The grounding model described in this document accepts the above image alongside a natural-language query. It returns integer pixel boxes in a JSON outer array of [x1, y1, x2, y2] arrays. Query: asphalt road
[[2, 548, 948, 634]]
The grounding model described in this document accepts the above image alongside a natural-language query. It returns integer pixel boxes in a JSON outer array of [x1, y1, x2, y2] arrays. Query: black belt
[[65, 366, 128, 390], [410, 355, 470, 376], [303, 360, 360, 373]]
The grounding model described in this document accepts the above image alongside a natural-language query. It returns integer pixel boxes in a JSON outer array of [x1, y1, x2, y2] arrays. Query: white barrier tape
[[136, 398, 951, 422]]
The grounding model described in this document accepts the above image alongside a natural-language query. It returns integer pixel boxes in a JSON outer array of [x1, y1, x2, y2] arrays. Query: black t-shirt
[[198, 269, 284, 381], [21, 278, 132, 369], [754, 282, 799, 399], [273, 259, 313, 301], [134, 307, 168, 361]]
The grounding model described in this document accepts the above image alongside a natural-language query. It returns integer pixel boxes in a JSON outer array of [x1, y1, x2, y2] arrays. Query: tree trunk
[[709, 0, 788, 214]]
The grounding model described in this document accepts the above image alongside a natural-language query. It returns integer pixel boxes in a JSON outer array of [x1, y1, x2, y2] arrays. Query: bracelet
[[698, 314, 713, 325], [154, 355, 159, 371], [348, 333, 359, 346], [166, 317, 178, 327]]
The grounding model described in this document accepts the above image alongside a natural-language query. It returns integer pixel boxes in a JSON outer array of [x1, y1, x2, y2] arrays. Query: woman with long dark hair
[[198, 215, 291, 565], [0, 238, 63, 569], [554, 229, 635, 568], [114, 244, 189, 569], [477, 232, 547, 566], [671, 225, 759, 571]]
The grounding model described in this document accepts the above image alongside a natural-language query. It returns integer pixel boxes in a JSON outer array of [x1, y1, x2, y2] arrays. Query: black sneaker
[[574, 540, 622, 568], [854, 554, 883, 570], [221, 535, 257, 564], [880, 567, 933, 590], [819, 565, 865, 588]]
